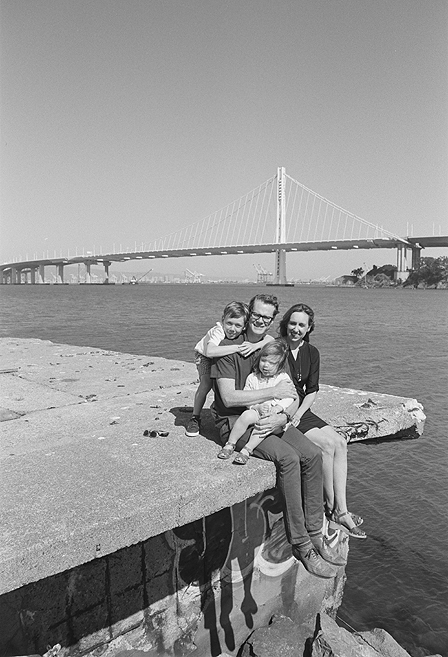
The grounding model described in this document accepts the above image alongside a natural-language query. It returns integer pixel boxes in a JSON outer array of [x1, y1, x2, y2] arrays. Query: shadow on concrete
[[169, 406, 222, 446], [0, 488, 299, 657]]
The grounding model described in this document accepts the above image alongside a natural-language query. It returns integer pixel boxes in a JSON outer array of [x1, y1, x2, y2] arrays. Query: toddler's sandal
[[217, 443, 235, 459], [233, 448, 251, 465]]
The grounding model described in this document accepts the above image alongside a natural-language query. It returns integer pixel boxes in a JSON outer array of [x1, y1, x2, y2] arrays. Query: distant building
[[335, 275, 358, 286], [367, 264, 397, 280]]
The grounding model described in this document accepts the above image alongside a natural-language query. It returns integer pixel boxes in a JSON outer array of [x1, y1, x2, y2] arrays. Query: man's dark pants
[[213, 412, 323, 548]]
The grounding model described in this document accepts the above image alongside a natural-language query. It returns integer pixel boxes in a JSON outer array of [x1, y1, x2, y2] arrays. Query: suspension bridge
[[1, 167, 446, 284]]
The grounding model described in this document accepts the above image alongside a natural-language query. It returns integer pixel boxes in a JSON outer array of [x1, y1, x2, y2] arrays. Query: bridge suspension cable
[[140, 171, 405, 254], [283, 173, 404, 243], [145, 175, 278, 252]]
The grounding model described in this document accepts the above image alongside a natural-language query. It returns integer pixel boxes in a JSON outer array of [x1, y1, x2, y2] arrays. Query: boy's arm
[[206, 342, 242, 357], [203, 324, 236, 357], [239, 334, 274, 357]]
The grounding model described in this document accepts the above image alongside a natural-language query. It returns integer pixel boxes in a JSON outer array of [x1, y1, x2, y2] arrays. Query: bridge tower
[[271, 167, 288, 286], [396, 243, 421, 281]]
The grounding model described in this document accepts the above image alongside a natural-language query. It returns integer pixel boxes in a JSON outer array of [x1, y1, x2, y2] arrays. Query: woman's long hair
[[278, 303, 315, 342]]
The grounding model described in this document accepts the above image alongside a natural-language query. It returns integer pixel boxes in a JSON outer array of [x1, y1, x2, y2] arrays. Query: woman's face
[[286, 311, 311, 343]]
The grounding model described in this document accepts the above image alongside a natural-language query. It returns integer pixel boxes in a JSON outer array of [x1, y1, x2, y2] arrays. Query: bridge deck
[[3, 236, 441, 272]]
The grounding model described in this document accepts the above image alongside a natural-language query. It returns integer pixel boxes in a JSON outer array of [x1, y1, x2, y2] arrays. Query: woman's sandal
[[217, 443, 235, 459], [331, 511, 367, 539], [325, 506, 363, 527], [348, 511, 363, 527], [233, 448, 252, 465]]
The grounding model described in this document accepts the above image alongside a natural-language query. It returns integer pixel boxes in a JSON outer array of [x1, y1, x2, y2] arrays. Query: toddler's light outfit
[[244, 371, 294, 417]]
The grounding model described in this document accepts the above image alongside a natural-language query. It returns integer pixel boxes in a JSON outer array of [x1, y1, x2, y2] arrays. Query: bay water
[[1, 283, 447, 656]]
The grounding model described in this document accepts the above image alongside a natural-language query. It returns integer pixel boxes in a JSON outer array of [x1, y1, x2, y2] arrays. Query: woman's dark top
[[287, 342, 327, 433]]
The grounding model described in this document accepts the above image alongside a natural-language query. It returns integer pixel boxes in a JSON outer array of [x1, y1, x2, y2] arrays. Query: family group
[[185, 294, 366, 580]]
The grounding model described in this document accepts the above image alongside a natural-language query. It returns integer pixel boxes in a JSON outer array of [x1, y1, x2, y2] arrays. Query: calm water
[[1, 283, 447, 656]]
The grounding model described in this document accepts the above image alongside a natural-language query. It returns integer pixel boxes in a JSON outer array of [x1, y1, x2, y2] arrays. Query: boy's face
[[222, 314, 245, 339]]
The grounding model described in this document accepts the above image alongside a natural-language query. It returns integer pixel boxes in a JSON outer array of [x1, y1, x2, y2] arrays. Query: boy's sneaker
[[185, 416, 201, 436]]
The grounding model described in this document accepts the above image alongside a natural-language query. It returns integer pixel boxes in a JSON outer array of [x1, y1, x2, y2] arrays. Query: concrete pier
[[0, 338, 425, 656]]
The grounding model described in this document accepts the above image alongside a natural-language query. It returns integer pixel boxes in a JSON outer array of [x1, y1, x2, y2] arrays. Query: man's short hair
[[248, 294, 279, 317], [222, 301, 249, 321]]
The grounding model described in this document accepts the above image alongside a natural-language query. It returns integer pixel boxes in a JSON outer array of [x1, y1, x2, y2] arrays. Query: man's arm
[[217, 377, 297, 408]]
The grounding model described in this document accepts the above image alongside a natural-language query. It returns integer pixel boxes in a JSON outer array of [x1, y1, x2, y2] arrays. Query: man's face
[[247, 300, 276, 339]]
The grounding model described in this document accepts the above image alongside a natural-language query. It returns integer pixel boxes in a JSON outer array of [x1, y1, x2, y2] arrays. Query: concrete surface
[[0, 338, 425, 595]]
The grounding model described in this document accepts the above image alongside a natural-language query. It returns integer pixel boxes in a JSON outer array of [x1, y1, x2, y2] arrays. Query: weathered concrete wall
[[0, 338, 425, 656], [0, 338, 425, 597], [0, 488, 346, 657]]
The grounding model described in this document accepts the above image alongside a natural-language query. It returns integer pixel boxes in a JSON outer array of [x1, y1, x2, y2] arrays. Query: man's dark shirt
[[211, 332, 263, 418]]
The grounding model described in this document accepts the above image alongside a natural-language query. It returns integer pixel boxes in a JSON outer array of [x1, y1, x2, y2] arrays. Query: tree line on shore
[[350, 256, 448, 289]]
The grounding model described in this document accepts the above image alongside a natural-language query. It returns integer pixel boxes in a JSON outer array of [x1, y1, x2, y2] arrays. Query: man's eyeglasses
[[250, 311, 274, 325]]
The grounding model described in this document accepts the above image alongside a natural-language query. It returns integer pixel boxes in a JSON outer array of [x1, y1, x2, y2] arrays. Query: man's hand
[[254, 411, 287, 439], [274, 380, 297, 400]]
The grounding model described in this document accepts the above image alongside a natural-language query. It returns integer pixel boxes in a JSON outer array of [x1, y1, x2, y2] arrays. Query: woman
[[279, 303, 366, 539]]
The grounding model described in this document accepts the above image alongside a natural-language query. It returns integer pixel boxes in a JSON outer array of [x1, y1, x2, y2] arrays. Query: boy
[[185, 301, 273, 436]]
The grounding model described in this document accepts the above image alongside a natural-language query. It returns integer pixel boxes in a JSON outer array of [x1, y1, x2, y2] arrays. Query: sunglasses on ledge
[[143, 429, 170, 437]]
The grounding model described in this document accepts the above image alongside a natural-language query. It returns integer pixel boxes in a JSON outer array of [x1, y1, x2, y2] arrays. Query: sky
[[1, 0, 447, 281]]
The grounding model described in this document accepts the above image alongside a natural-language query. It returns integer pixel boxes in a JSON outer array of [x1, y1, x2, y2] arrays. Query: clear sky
[[1, 0, 447, 280]]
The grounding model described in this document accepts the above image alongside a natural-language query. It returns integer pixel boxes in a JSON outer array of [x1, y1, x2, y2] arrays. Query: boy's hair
[[222, 301, 249, 322], [253, 338, 289, 376], [248, 294, 280, 317]]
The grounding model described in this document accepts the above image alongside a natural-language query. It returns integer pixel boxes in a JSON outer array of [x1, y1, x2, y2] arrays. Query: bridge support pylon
[[395, 243, 421, 282], [38, 264, 46, 284], [411, 244, 422, 270], [270, 167, 293, 287], [104, 261, 111, 284], [56, 263, 65, 284], [85, 261, 92, 284]]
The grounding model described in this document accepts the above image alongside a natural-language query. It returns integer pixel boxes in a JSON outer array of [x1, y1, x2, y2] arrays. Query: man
[[211, 294, 346, 579]]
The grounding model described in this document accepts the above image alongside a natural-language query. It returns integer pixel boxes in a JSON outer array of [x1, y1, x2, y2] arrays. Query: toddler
[[217, 339, 294, 463]]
